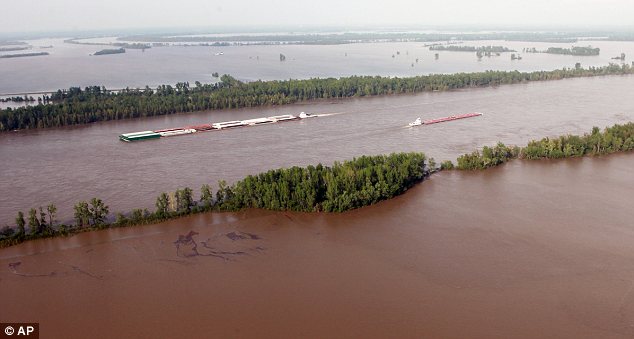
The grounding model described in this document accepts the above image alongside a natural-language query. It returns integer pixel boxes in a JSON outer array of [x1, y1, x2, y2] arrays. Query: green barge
[[119, 131, 161, 142]]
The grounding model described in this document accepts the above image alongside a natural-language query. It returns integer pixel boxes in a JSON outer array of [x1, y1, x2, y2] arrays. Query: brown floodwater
[[2, 75, 634, 224], [2, 154, 634, 338]]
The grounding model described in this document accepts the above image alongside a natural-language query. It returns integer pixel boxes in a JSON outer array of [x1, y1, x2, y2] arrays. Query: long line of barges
[[119, 112, 314, 142]]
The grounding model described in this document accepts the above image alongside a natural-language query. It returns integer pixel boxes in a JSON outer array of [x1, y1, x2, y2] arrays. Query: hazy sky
[[2, 0, 634, 33]]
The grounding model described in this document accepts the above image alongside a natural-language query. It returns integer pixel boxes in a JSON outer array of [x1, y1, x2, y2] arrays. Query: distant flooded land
[[1, 31, 633, 94], [0, 51, 48, 58], [115, 31, 634, 45]]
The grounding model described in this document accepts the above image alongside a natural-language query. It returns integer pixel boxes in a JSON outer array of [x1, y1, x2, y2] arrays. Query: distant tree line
[[524, 46, 600, 56], [1, 152, 429, 248], [2, 64, 634, 132], [117, 32, 585, 45], [0, 52, 49, 59], [0, 46, 30, 52], [64, 38, 151, 50], [0, 96, 35, 103], [429, 45, 515, 53]]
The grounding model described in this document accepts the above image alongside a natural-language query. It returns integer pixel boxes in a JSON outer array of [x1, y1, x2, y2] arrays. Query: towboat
[[299, 111, 315, 119], [409, 117, 422, 127]]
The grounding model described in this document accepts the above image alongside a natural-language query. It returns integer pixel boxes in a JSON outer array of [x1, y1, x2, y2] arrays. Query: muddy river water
[[2, 154, 634, 338], [2, 75, 634, 224], [2, 38, 634, 337]]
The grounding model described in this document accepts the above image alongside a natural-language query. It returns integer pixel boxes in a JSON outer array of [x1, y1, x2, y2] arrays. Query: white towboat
[[408, 117, 422, 127], [299, 111, 314, 119]]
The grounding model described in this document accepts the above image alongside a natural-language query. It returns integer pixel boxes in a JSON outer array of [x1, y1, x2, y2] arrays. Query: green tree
[[46, 203, 57, 228], [15, 211, 26, 236], [114, 212, 128, 226], [155, 192, 170, 218], [89, 198, 109, 227], [39, 206, 48, 233], [440, 160, 454, 170], [0, 226, 15, 239], [28, 208, 40, 235], [74, 201, 90, 228], [215, 180, 228, 207], [175, 187, 194, 213], [200, 184, 213, 210]]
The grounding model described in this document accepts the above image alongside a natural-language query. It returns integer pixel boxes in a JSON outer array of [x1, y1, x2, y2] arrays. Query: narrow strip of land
[[1, 64, 633, 132]]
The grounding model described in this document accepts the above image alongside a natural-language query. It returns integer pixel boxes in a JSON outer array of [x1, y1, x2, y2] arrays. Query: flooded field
[[2, 154, 634, 338], [1, 38, 633, 94]]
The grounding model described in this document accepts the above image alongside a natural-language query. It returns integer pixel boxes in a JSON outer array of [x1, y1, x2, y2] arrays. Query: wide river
[[2, 154, 634, 338], [1, 75, 634, 224]]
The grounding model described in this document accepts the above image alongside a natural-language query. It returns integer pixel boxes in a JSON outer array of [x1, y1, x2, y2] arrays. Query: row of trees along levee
[[2, 64, 634, 132]]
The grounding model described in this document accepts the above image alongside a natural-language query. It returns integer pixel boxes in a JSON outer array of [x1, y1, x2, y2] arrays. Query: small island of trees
[[524, 46, 600, 56], [93, 48, 126, 56]]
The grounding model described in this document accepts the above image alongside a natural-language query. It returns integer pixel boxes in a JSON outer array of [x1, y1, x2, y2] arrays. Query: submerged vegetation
[[2, 64, 634, 132], [456, 143, 520, 170], [1, 153, 429, 248], [451, 122, 634, 170]]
